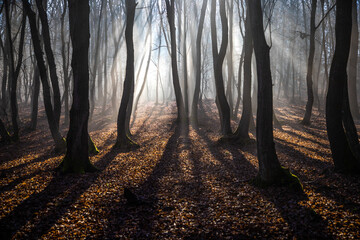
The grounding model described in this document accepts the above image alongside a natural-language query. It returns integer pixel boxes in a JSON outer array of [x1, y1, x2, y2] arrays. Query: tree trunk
[[248, 0, 301, 189], [191, 0, 208, 127], [326, 0, 360, 174], [60, 0, 97, 173], [35, 0, 62, 128], [23, 0, 66, 151], [235, 13, 253, 140], [115, 0, 139, 149], [302, 0, 317, 125], [165, 0, 187, 124], [30, 66, 40, 130], [348, 0, 360, 119], [210, 0, 231, 136]]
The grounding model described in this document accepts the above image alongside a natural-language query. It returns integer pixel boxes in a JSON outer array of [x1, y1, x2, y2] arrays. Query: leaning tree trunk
[[248, 0, 301, 189], [348, 0, 360, 119], [22, 0, 66, 151], [235, 13, 253, 141], [165, 0, 187, 124], [115, 0, 139, 149], [302, 0, 317, 125], [191, 0, 208, 127], [35, 0, 62, 128], [210, 0, 232, 136], [326, 0, 360, 174], [60, 0, 97, 173]]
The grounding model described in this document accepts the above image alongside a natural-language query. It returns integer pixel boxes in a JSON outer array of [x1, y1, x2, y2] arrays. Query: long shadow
[[260, 188, 332, 239], [275, 139, 331, 171], [281, 128, 329, 149], [0, 146, 117, 239], [0, 152, 56, 179], [104, 123, 181, 239]]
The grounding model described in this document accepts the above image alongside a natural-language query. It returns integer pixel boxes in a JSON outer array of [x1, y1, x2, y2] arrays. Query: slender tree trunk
[[302, 0, 317, 125], [235, 14, 252, 140], [165, 0, 187, 124], [115, 0, 139, 149], [30, 66, 40, 130], [326, 0, 360, 174], [191, 0, 208, 127], [348, 0, 360, 119], [23, 0, 66, 150], [0, 118, 11, 143], [210, 0, 231, 135], [248, 0, 301, 189], [35, 0, 62, 128]]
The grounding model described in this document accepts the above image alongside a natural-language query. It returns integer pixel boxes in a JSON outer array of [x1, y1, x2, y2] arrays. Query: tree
[[210, 0, 232, 135], [191, 0, 208, 127], [59, 0, 96, 173], [248, 0, 301, 189], [4, 0, 26, 140], [165, 0, 187, 124], [22, 0, 66, 151], [326, 0, 360, 174], [302, 0, 317, 125], [348, 0, 360, 119], [234, 12, 252, 141], [115, 0, 139, 149], [35, 0, 62, 128]]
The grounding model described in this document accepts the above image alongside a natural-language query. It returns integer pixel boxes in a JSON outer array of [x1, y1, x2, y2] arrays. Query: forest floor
[[0, 100, 360, 239]]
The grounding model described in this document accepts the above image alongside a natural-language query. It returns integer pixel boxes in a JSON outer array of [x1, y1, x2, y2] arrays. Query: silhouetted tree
[[326, 0, 360, 174], [115, 0, 139, 149], [191, 0, 208, 127], [210, 0, 231, 135], [22, 0, 66, 151], [59, 0, 97, 173], [165, 0, 187, 124], [248, 0, 301, 188], [302, 0, 317, 125]]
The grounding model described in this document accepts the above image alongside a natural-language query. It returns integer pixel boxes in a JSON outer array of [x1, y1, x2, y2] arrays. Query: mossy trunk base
[[251, 167, 303, 191]]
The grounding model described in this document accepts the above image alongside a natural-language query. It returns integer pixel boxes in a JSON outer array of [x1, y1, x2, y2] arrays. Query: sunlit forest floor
[[1, 100, 360, 239]]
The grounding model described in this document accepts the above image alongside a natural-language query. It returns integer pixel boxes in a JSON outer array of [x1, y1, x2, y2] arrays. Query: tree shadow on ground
[[0, 146, 117, 239]]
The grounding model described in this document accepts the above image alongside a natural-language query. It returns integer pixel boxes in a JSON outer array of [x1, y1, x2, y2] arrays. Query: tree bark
[[326, 0, 360, 174], [22, 0, 66, 150], [235, 13, 253, 140], [302, 0, 317, 125], [35, 0, 62, 128], [210, 0, 232, 135], [115, 0, 139, 149], [60, 0, 97, 173], [165, 0, 187, 124], [348, 0, 360, 119], [191, 0, 208, 127], [248, 0, 301, 189]]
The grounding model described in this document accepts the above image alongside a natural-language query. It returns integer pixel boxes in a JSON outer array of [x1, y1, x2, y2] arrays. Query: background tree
[[115, 0, 138, 149]]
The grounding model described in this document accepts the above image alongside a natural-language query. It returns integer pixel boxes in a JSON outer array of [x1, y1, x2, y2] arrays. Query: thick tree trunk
[[165, 0, 187, 124], [248, 0, 301, 189], [115, 0, 139, 149], [60, 0, 97, 173], [210, 0, 232, 136], [348, 0, 360, 119], [23, 0, 66, 151], [302, 0, 317, 125], [191, 0, 208, 127], [326, 0, 360, 174]]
